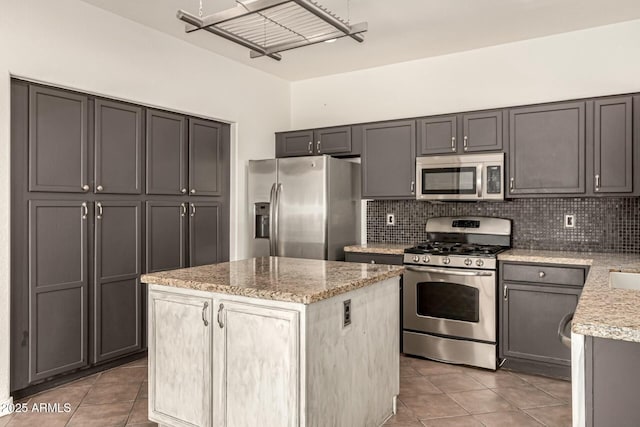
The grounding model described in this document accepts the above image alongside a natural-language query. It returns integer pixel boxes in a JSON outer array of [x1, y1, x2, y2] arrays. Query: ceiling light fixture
[[177, 0, 367, 61]]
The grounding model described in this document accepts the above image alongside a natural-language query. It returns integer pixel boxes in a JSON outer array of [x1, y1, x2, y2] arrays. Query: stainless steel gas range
[[402, 216, 512, 370]]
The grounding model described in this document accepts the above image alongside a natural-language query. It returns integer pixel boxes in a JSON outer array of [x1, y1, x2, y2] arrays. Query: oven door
[[403, 265, 496, 342], [416, 163, 483, 201]]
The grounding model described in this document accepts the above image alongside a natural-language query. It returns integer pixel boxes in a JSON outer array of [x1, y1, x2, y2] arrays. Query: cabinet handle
[[181, 188, 187, 194], [317, 141, 321, 153], [503, 284, 508, 301], [370, 260, 376, 264], [451, 137, 456, 152], [96, 185, 104, 192], [509, 177, 514, 190], [463, 136, 468, 151], [308, 141, 313, 154], [217, 303, 224, 328], [539, 271, 546, 278], [410, 181, 415, 194], [202, 302, 209, 327], [595, 174, 600, 191], [82, 184, 90, 192], [190, 189, 196, 195], [180, 203, 187, 217], [96, 202, 103, 220], [81, 202, 88, 220], [190, 203, 196, 217]]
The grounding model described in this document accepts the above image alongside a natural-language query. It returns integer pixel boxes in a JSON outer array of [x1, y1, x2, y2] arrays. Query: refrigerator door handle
[[269, 183, 277, 256], [274, 183, 283, 256]]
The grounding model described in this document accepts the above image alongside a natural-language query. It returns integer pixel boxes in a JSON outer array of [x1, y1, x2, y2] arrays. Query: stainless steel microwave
[[416, 153, 504, 201]]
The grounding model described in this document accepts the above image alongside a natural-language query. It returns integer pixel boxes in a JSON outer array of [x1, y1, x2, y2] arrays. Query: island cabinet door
[[148, 290, 213, 427], [213, 300, 300, 427]]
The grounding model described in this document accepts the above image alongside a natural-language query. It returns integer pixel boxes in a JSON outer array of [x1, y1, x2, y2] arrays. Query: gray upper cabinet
[[509, 101, 586, 196], [189, 202, 220, 267], [314, 126, 352, 155], [29, 200, 89, 382], [276, 130, 314, 157], [592, 96, 633, 194], [146, 109, 187, 195], [360, 120, 416, 199], [462, 110, 503, 153], [28, 86, 89, 193], [189, 118, 223, 197], [145, 201, 187, 273], [94, 201, 142, 363], [95, 99, 143, 195], [417, 116, 457, 155]]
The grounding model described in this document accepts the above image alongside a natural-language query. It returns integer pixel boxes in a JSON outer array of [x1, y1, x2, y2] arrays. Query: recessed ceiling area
[[81, 0, 640, 81]]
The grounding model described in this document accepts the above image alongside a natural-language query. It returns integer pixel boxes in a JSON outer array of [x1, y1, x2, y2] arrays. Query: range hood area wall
[[367, 198, 640, 253]]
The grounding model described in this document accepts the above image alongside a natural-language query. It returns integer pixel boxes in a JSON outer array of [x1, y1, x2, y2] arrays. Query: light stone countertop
[[499, 249, 640, 343], [141, 256, 403, 305], [343, 243, 410, 255]]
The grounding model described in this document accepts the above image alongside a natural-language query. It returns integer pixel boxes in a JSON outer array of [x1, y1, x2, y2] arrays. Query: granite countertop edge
[[343, 243, 410, 255], [498, 249, 640, 343]]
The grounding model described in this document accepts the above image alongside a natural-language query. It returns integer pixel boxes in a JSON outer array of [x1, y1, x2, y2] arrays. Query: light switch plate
[[565, 214, 575, 228], [386, 213, 395, 226]]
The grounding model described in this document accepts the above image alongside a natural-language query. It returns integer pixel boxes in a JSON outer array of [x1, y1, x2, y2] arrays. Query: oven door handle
[[405, 266, 494, 276]]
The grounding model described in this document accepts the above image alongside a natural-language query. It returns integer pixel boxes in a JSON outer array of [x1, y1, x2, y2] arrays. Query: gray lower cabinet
[[145, 202, 187, 273], [508, 101, 586, 196], [344, 252, 403, 265], [94, 99, 143, 195], [28, 86, 89, 193], [585, 337, 640, 427], [592, 96, 634, 194], [189, 202, 221, 267], [499, 262, 586, 378], [93, 201, 142, 363], [189, 118, 223, 196], [360, 120, 416, 199], [28, 200, 89, 382], [417, 115, 457, 155], [146, 109, 187, 195]]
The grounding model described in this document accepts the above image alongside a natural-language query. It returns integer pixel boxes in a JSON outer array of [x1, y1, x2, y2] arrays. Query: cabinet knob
[[181, 188, 187, 194], [539, 271, 546, 278], [190, 189, 196, 194], [370, 260, 376, 264], [82, 184, 90, 192], [96, 185, 104, 192]]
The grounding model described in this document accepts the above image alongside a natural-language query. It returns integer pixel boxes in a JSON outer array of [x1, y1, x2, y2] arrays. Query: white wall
[[290, 19, 640, 129], [0, 0, 290, 408]]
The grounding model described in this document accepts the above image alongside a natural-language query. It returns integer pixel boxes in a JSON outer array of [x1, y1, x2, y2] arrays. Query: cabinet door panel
[[509, 102, 586, 194], [417, 116, 457, 155], [594, 96, 633, 193], [29, 201, 88, 381], [361, 120, 416, 198], [94, 201, 141, 362], [146, 110, 187, 195], [462, 111, 503, 153], [146, 202, 186, 273], [95, 100, 143, 194], [149, 291, 212, 427], [189, 202, 220, 267], [29, 86, 88, 193], [502, 282, 579, 364], [276, 131, 314, 157], [314, 126, 352, 155], [189, 118, 222, 196], [215, 301, 299, 427]]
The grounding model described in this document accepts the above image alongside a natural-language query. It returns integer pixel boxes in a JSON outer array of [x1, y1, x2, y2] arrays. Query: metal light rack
[[177, 0, 368, 61]]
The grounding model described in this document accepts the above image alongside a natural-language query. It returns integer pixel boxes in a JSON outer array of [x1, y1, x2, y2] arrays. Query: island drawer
[[345, 252, 403, 265], [502, 263, 586, 287]]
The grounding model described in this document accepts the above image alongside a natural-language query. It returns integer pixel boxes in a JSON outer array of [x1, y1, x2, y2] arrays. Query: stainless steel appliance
[[416, 153, 504, 201], [402, 217, 511, 370], [248, 156, 360, 260]]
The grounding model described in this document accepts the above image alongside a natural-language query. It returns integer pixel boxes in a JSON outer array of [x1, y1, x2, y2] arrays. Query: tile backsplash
[[366, 198, 640, 253]]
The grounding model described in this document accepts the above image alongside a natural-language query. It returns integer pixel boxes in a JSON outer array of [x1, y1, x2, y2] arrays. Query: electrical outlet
[[565, 214, 575, 228], [386, 213, 395, 226], [343, 299, 351, 327]]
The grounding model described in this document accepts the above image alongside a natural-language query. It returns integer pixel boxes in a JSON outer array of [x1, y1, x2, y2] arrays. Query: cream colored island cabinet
[[142, 256, 403, 427]]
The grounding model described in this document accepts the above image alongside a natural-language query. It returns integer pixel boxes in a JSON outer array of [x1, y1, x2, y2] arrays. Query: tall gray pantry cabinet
[[10, 80, 230, 393]]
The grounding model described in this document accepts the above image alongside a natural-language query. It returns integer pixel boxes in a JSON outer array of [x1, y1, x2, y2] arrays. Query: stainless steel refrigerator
[[248, 155, 361, 260]]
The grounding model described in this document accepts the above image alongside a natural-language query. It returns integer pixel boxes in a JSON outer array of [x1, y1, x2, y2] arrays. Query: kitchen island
[[141, 256, 403, 427]]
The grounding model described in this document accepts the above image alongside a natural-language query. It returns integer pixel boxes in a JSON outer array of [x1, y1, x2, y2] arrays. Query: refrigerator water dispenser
[[254, 202, 270, 238]]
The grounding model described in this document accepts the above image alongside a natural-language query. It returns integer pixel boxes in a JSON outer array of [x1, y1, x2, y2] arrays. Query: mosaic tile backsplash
[[367, 198, 640, 253]]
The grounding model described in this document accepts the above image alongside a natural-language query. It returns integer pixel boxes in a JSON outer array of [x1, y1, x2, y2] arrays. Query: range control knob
[[476, 259, 484, 267], [422, 256, 430, 263], [442, 257, 451, 265], [464, 258, 473, 266], [413, 255, 420, 263]]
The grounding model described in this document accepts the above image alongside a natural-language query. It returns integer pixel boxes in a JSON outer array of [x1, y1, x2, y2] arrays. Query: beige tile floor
[[0, 355, 571, 427]]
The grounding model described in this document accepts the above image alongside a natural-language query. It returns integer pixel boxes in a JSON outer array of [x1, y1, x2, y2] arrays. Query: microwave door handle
[[406, 266, 494, 276], [477, 165, 483, 198]]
